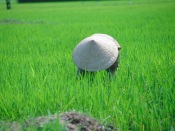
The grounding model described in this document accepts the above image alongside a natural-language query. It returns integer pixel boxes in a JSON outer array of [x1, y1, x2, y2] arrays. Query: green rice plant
[[0, 0, 175, 130]]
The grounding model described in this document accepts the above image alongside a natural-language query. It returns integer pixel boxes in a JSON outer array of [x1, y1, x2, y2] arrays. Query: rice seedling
[[0, 0, 175, 130]]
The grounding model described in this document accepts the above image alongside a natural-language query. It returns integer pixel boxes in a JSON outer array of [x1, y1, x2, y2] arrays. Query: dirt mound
[[0, 111, 116, 131], [60, 111, 115, 131]]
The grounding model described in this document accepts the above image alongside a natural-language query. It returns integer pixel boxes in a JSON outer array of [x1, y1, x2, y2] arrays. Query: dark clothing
[[106, 54, 120, 75], [77, 54, 120, 77], [6, 0, 11, 9]]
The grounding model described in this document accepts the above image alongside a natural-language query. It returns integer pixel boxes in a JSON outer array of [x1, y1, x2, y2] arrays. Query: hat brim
[[92, 34, 121, 50], [72, 35, 119, 72]]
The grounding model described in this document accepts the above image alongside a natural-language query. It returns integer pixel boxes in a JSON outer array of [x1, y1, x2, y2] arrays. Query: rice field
[[0, 0, 175, 130]]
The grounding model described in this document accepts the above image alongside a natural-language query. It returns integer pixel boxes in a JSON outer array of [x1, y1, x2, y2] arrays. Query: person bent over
[[72, 33, 121, 77]]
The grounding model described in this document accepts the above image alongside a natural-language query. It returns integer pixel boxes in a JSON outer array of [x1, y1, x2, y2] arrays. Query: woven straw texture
[[72, 34, 119, 72], [92, 34, 121, 50]]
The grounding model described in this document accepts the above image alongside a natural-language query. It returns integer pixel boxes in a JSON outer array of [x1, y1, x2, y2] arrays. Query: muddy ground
[[0, 111, 117, 131]]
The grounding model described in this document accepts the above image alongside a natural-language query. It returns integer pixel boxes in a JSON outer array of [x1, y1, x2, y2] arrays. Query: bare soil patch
[[0, 111, 117, 131], [0, 19, 45, 24]]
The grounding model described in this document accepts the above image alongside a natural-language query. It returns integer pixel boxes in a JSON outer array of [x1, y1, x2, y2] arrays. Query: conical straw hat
[[92, 34, 121, 50], [72, 34, 119, 72]]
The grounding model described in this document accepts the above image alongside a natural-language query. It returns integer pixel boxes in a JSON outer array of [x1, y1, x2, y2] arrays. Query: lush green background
[[0, 0, 175, 130], [17, 0, 110, 3]]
